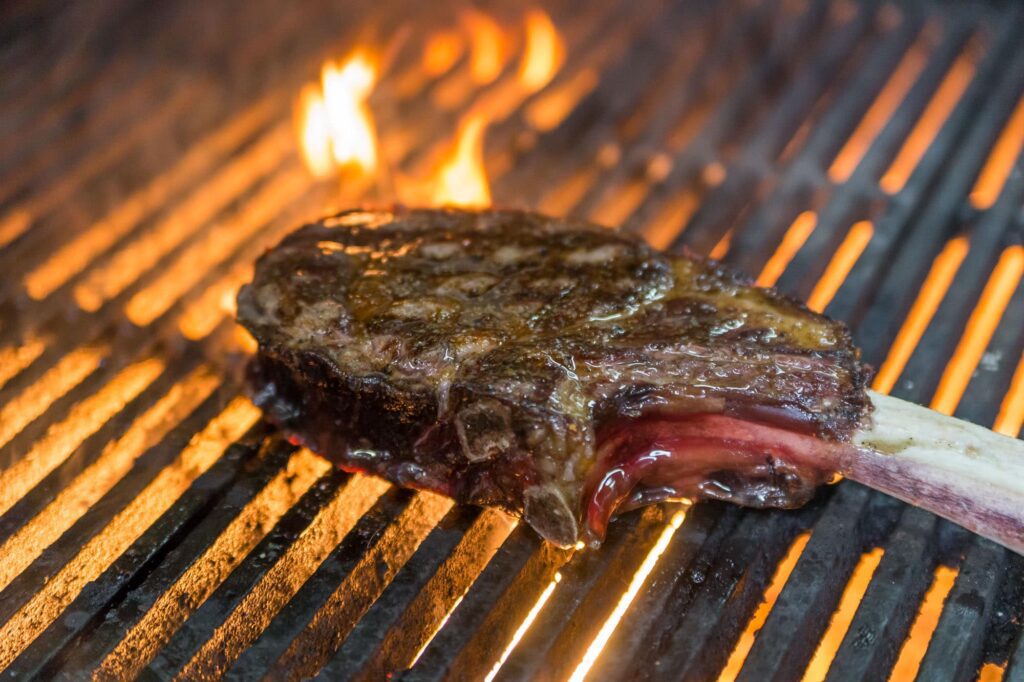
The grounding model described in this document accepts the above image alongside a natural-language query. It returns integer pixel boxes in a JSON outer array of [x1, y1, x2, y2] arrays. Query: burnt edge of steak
[[237, 207, 872, 547]]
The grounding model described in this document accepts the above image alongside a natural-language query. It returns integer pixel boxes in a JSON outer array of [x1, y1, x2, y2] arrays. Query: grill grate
[[1, 0, 1023, 679]]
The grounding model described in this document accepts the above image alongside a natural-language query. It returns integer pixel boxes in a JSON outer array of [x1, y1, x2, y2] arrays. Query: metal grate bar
[[736, 485, 875, 680], [313, 505, 510, 680], [1, 1, 1023, 679], [247, 488, 449, 680], [225, 486, 422, 679], [639, 506, 811, 680], [319, 506, 486, 676], [611, 0, 786, 239], [1008, 584, 1024, 680], [542, 0, 752, 226], [825, 506, 939, 680], [776, 19, 971, 299], [743, 2, 877, 165], [917, 534, 1008, 680], [46, 438, 300, 676], [671, 0, 835, 254], [142, 468, 356, 678], [837, 20, 1024, 335], [3, 411, 265, 677], [498, 506, 686, 681], [574, 501, 732, 680], [0, 58, 140, 181], [558, 0, 727, 220], [402, 526, 562, 680], [724, 7, 922, 275], [0, 0, 174, 178], [492, 509, 658, 680]]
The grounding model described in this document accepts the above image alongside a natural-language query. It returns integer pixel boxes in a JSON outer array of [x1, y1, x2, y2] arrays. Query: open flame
[[297, 52, 378, 178], [422, 30, 464, 77], [431, 112, 492, 208], [296, 9, 566, 207], [460, 8, 507, 84], [519, 8, 564, 92]]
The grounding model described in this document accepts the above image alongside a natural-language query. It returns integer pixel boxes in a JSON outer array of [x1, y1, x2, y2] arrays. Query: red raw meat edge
[[582, 413, 853, 545]]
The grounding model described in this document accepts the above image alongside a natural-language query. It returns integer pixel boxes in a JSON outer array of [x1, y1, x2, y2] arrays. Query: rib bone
[[847, 391, 1024, 554]]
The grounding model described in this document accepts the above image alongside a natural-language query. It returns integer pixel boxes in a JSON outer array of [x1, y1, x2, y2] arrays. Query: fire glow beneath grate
[[719, 532, 812, 682], [880, 39, 978, 194], [806, 221, 873, 313], [0, 336, 47, 391], [889, 566, 959, 681], [994, 354, 1024, 437], [873, 236, 970, 394], [932, 246, 1024, 415], [970, 94, 1024, 209], [98, 448, 331, 679], [485, 573, 562, 682], [0, 398, 260, 669], [710, 229, 734, 260], [569, 508, 689, 682], [801, 548, 885, 681], [757, 211, 818, 288]]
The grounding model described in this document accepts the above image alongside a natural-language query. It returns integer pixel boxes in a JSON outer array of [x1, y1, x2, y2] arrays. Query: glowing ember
[[518, 9, 564, 92], [297, 52, 378, 178], [431, 111, 492, 207]]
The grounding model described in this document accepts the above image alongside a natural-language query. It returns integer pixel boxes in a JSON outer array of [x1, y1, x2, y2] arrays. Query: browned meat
[[236, 207, 872, 547]]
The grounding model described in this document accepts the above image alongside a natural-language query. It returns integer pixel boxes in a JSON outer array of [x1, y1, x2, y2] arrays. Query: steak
[[237, 207, 872, 547]]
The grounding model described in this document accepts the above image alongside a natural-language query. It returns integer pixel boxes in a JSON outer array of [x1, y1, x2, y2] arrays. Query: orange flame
[[298, 86, 333, 177], [298, 4, 564, 207], [460, 8, 507, 84], [519, 9, 564, 92], [431, 112, 492, 207], [423, 30, 465, 76], [297, 52, 378, 177]]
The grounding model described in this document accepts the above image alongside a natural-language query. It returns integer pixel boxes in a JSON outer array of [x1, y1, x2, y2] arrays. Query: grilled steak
[[237, 207, 871, 547]]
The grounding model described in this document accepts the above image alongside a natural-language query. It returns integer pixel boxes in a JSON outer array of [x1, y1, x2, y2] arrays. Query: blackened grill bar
[[0, 0, 1023, 680]]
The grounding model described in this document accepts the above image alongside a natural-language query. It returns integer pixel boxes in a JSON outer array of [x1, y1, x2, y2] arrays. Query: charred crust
[[237, 207, 873, 545]]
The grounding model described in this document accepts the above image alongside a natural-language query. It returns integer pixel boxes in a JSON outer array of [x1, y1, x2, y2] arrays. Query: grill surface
[[1, 0, 1023, 680]]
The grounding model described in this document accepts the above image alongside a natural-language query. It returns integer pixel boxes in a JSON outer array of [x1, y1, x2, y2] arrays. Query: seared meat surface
[[237, 208, 871, 546]]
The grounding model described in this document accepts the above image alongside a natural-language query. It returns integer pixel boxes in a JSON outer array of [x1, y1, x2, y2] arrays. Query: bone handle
[[845, 390, 1024, 555]]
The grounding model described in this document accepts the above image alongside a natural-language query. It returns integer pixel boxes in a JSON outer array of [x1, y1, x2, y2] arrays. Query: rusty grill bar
[[1, 0, 1023, 679]]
